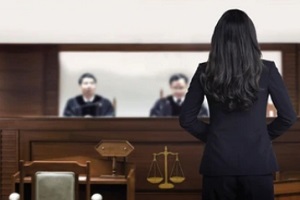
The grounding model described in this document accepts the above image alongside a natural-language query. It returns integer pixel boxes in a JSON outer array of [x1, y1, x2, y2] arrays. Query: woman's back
[[179, 9, 297, 200], [181, 60, 296, 176]]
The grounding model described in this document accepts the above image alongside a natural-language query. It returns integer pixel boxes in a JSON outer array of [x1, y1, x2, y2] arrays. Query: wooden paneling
[[26, 139, 203, 191], [56, 43, 297, 52], [280, 44, 299, 113], [43, 46, 59, 115], [59, 43, 212, 51], [273, 142, 300, 171], [0, 130, 18, 200], [274, 180, 300, 200], [136, 193, 201, 200], [0, 51, 44, 115], [0, 131, 1, 199], [297, 44, 300, 117], [0, 45, 59, 116], [1, 118, 300, 200]]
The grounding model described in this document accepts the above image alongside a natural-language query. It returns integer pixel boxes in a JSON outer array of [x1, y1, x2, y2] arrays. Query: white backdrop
[[59, 51, 282, 117], [0, 0, 299, 43]]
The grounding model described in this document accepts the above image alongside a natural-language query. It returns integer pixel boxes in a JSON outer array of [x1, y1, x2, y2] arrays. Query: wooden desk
[[1, 117, 300, 200]]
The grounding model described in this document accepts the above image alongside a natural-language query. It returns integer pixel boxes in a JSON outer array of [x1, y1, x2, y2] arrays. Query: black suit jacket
[[179, 60, 297, 176], [63, 95, 115, 117]]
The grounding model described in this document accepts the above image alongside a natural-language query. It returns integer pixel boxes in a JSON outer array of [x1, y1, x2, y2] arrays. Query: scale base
[[159, 183, 174, 189], [100, 174, 125, 179]]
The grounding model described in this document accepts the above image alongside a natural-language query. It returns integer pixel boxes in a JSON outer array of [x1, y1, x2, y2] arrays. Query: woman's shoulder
[[198, 62, 208, 68], [196, 62, 208, 73], [262, 59, 276, 69], [261, 59, 278, 75]]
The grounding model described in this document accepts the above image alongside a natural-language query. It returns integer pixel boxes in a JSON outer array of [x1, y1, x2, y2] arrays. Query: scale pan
[[147, 177, 163, 183], [170, 176, 185, 183]]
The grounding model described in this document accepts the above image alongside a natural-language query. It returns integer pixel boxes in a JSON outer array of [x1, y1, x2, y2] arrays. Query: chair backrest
[[19, 160, 90, 200], [35, 171, 75, 200]]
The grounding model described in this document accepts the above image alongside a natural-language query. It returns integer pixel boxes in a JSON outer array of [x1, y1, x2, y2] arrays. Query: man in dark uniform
[[150, 73, 208, 117], [63, 73, 115, 117]]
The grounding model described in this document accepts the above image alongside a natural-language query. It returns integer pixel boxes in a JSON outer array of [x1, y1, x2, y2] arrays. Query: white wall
[[0, 0, 299, 43]]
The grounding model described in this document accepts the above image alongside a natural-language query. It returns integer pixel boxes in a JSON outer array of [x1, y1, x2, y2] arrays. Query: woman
[[179, 9, 297, 200]]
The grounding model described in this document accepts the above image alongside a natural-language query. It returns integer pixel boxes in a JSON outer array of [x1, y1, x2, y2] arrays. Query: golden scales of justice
[[147, 146, 185, 189]]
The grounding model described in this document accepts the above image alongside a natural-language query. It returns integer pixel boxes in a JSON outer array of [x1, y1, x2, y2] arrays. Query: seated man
[[63, 73, 115, 117], [150, 73, 208, 117]]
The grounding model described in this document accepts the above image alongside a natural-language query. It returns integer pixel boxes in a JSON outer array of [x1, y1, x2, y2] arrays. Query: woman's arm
[[267, 62, 297, 140], [179, 64, 209, 142]]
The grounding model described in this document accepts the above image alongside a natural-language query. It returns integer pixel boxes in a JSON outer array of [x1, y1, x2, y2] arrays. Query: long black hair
[[200, 9, 263, 112]]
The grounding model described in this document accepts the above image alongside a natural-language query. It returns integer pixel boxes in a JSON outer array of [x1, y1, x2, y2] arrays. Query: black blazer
[[179, 60, 297, 176], [63, 95, 115, 117]]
